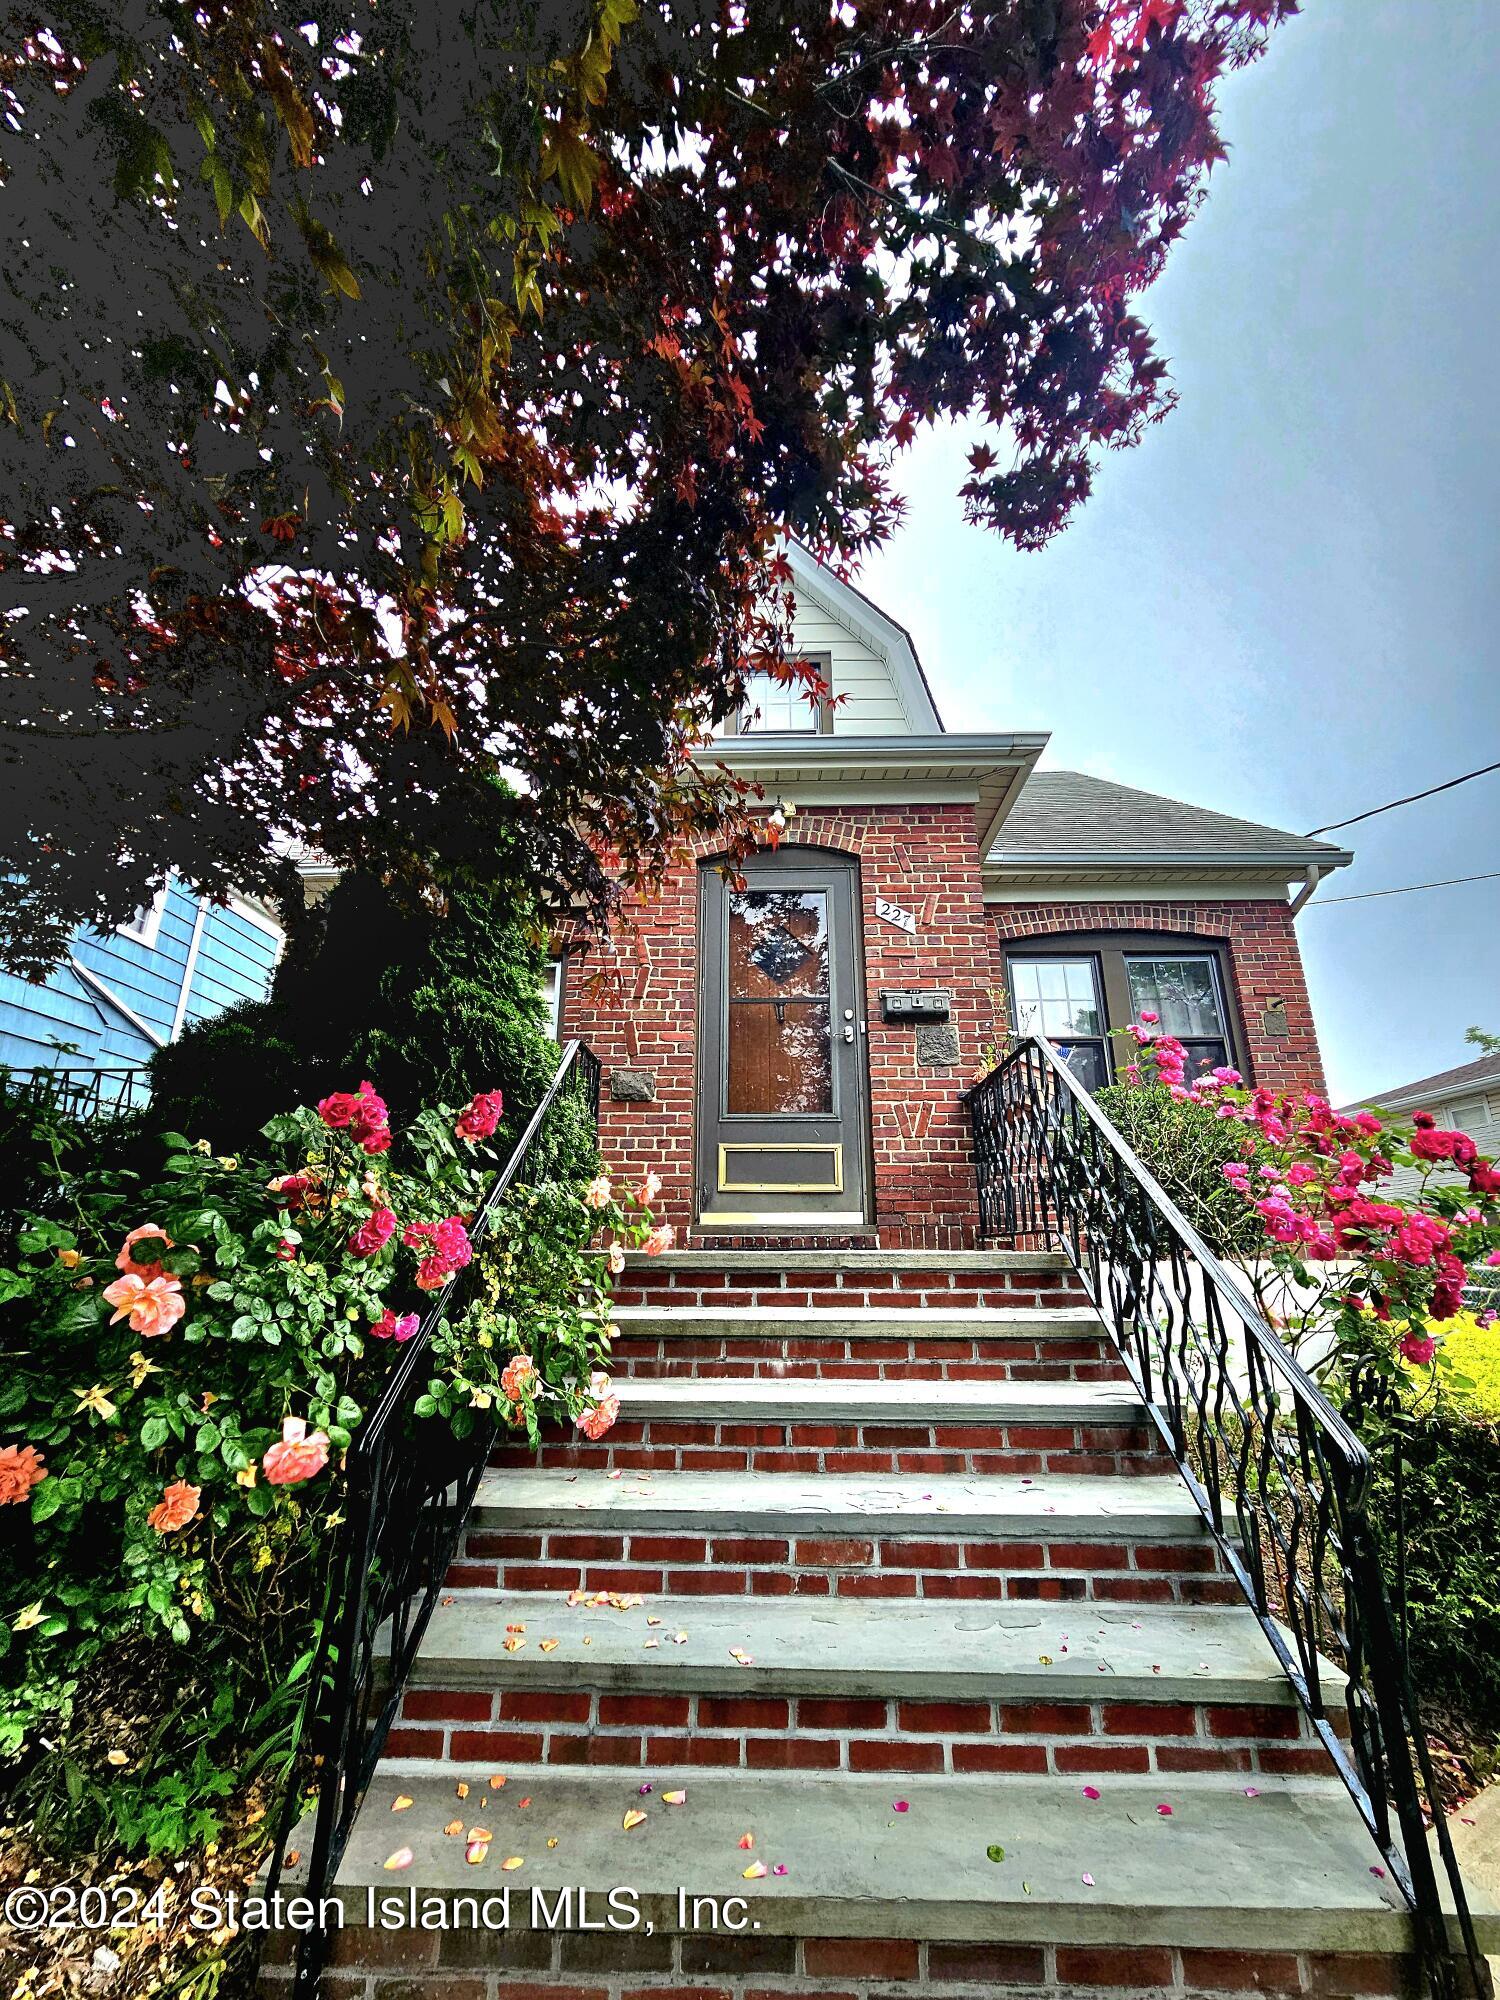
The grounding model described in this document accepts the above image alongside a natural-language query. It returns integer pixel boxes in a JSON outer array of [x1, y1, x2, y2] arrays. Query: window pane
[[1009, 958, 1102, 1039], [726, 890, 832, 1114], [1055, 1042, 1109, 1092], [1126, 956, 1226, 1040], [740, 669, 820, 733]]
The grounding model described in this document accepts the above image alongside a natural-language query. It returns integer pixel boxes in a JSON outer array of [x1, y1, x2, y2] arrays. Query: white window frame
[[117, 883, 169, 949]]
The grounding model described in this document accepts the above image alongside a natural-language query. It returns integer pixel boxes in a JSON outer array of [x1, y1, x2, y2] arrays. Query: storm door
[[696, 853, 870, 1226]]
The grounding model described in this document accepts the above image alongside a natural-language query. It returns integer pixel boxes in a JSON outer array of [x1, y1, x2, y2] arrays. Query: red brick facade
[[988, 899, 1326, 1097], [559, 806, 997, 1248], [560, 818, 1327, 1250]]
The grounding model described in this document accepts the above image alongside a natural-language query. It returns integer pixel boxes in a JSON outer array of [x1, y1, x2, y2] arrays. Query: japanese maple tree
[[0, 0, 1294, 972]]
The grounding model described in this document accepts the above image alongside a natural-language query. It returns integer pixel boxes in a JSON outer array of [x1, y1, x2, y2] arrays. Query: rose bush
[[0, 1075, 652, 1862], [1110, 1021, 1500, 1409]]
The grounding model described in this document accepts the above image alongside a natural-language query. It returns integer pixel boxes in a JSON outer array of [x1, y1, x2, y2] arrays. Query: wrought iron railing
[[965, 1036, 1480, 1998], [264, 1040, 601, 1999], [3, 1064, 150, 1119]]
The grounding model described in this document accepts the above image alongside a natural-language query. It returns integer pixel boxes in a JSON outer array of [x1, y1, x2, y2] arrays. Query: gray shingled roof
[[1344, 1050, 1500, 1113], [990, 770, 1351, 864]]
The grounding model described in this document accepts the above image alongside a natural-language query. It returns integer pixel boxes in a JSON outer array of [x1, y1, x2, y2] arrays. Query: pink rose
[[371, 1309, 420, 1342], [455, 1090, 504, 1144], [262, 1417, 331, 1486], [116, 1224, 172, 1278], [583, 1175, 613, 1211], [577, 1394, 620, 1441], [102, 1271, 186, 1339], [1398, 1332, 1437, 1367], [349, 1205, 398, 1257], [642, 1224, 675, 1257]]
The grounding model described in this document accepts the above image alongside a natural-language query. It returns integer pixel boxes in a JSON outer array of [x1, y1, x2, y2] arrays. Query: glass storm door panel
[[698, 853, 870, 1225], [1008, 955, 1110, 1091], [1125, 954, 1231, 1081]]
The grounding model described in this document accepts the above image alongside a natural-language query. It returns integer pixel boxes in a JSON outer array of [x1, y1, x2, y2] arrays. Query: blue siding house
[[0, 879, 284, 1094]]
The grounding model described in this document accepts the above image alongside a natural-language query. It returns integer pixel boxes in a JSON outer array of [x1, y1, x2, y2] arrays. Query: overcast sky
[[861, 0, 1499, 1107]]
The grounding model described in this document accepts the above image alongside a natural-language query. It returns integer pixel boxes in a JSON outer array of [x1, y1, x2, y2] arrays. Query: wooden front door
[[696, 851, 870, 1228]]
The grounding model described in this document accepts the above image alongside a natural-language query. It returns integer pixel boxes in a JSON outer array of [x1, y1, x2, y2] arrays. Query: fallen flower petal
[[1082, 1786, 1101, 1800], [391, 1796, 413, 1812], [738, 1833, 754, 1850], [742, 1862, 767, 1879], [384, 1848, 413, 1871], [772, 1863, 788, 1877], [502, 1856, 525, 1871], [662, 1790, 686, 1806], [444, 1821, 464, 1837], [623, 1810, 647, 1831], [465, 1840, 489, 1866]]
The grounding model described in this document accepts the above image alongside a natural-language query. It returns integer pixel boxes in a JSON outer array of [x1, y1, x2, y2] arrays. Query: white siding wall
[[790, 598, 911, 734], [1383, 1089, 1500, 1198]]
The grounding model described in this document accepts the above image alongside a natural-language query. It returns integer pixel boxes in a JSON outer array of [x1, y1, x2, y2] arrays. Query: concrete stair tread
[[413, 1591, 1322, 1703], [612, 1303, 1104, 1337], [614, 1377, 1143, 1424], [472, 1467, 1208, 1540], [309, 1766, 1480, 1951]]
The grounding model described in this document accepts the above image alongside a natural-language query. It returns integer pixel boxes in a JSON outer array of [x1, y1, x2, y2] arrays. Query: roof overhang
[[706, 731, 1049, 858], [982, 844, 1354, 907]]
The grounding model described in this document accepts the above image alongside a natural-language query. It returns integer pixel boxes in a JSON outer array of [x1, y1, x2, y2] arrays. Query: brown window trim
[[724, 650, 834, 736], [1003, 929, 1251, 1087]]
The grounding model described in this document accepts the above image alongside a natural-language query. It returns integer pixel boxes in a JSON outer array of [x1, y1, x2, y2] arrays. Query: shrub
[[148, 870, 557, 1155], [1365, 1406, 1500, 1747], [1102, 1022, 1500, 1410], [0, 1077, 652, 1860], [1095, 1080, 1268, 1258], [1431, 1312, 1500, 1417]]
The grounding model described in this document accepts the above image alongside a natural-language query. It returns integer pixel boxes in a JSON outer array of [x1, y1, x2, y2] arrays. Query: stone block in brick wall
[[609, 1069, 657, 1102], [916, 1024, 961, 1067]]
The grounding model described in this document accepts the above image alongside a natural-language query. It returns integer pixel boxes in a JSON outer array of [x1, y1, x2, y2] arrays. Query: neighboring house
[[560, 543, 1352, 1245], [1342, 1050, 1500, 1201], [0, 878, 284, 1095]]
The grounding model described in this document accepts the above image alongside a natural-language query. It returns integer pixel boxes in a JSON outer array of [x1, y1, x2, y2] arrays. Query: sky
[[859, 0, 1500, 1107]]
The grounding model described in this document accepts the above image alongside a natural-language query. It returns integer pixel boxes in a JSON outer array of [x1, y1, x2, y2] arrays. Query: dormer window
[[728, 654, 833, 735]]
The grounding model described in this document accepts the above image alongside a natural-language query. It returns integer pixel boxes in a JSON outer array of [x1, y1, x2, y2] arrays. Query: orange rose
[[262, 1417, 331, 1487], [102, 1272, 186, 1339], [0, 1444, 47, 1506], [115, 1225, 173, 1278], [147, 1479, 200, 1534]]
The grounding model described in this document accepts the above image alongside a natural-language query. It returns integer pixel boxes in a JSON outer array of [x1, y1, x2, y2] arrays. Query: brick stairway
[[266, 1250, 1479, 2000]]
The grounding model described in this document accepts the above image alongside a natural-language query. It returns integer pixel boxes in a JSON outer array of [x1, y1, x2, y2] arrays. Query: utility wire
[[1305, 758, 1500, 836], [1310, 868, 1500, 908]]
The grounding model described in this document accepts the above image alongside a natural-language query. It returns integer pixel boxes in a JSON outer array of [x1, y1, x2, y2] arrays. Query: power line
[[1305, 758, 1500, 837], [1310, 868, 1500, 908]]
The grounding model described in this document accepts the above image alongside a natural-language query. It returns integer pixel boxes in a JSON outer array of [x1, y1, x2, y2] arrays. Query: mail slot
[[880, 989, 951, 1024]]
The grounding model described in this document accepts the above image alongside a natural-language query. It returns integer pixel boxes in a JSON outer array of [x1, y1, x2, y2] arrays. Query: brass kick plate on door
[[717, 1143, 844, 1193]]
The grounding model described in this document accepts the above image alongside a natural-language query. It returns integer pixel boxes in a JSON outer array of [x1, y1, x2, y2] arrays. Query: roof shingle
[[991, 770, 1350, 863]]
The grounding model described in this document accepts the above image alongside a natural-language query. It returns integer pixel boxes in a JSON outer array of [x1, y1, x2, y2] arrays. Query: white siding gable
[[721, 543, 940, 739]]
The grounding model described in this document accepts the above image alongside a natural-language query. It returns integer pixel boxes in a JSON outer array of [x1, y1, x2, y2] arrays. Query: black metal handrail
[[264, 1040, 601, 1998], [3, 1064, 150, 1119], [965, 1036, 1480, 1998]]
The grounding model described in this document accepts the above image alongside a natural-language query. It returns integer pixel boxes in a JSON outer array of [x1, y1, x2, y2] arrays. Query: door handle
[[842, 1025, 855, 1043]]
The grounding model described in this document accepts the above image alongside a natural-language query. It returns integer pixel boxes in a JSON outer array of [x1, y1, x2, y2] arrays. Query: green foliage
[[0, 1072, 621, 1863], [148, 869, 556, 1154], [1095, 1081, 1268, 1258], [1433, 1314, 1500, 1417], [1366, 1406, 1500, 1744]]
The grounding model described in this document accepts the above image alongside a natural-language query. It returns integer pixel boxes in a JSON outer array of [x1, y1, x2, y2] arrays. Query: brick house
[[559, 544, 1351, 1247]]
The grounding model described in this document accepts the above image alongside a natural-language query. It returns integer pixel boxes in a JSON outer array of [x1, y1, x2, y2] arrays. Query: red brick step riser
[[607, 1334, 1129, 1384], [259, 1919, 1430, 1998], [449, 1531, 1240, 1607], [386, 1686, 1338, 1779], [488, 1420, 1162, 1479]]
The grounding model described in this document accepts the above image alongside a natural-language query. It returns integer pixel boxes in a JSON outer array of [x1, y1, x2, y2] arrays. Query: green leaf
[[140, 1417, 169, 1451]]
